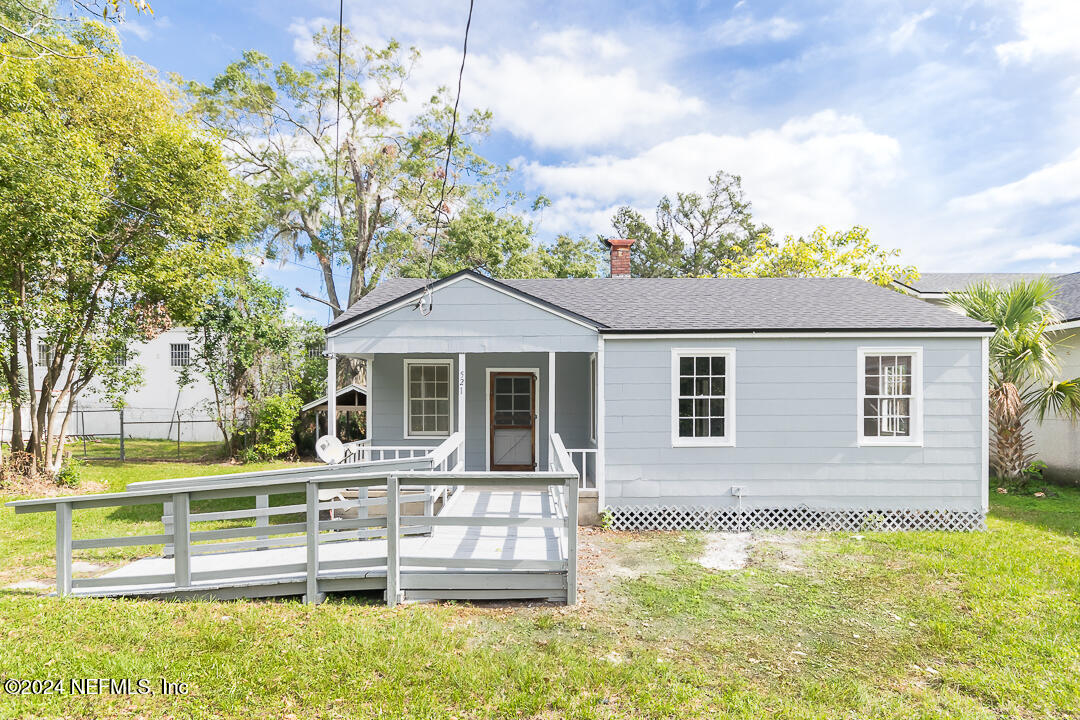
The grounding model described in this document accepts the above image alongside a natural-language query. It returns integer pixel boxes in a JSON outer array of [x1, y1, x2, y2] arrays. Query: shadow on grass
[[989, 482, 1080, 538]]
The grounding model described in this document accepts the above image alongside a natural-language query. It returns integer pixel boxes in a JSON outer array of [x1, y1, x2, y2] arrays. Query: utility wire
[[332, 0, 344, 258], [418, 0, 475, 315]]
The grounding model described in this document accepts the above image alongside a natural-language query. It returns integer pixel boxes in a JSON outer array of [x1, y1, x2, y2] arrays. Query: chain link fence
[[3, 406, 225, 462]]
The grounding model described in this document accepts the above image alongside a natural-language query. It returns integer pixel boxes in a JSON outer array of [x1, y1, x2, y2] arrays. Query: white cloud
[[1012, 242, 1080, 261], [888, 9, 936, 53], [995, 0, 1080, 65], [524, 110, 901, 237], [120, 19, 152, 41], [287, 18, 706, 150], [710, 15, 801, 46], [948, 148, 1080, 213], [442, 46, 704, 149]]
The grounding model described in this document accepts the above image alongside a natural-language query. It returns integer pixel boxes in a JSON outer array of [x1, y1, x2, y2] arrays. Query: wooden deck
[[6, 433, 582, 605], [71, 489, 568, 603]]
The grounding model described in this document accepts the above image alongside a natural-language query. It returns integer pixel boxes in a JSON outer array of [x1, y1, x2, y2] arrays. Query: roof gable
[[326, 270, 602, 335]]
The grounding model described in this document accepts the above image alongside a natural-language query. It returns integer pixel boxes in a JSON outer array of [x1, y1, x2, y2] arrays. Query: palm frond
[[1029, 378, 1080, 423]]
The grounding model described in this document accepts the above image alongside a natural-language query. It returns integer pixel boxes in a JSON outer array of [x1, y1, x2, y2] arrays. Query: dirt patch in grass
[[576, 527, 694, 608], [749, 531, 812, 573], [697, 532, 752, 569], [0, 473, 105, 497]]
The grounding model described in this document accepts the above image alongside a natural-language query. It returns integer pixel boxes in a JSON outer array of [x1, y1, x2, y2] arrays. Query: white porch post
[[548, 352, 556, 470], [596, 336, 606, 510], [326, 348, 337, 439], [457, 353, 466, 469]]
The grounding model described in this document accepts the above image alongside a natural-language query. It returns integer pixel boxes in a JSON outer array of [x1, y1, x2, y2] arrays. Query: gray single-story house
[[322, 243, 994, 531], [897, 271, 1080, 482]]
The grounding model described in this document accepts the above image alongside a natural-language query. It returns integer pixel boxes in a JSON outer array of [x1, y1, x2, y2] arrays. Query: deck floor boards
[[73, 490, 566, 601]]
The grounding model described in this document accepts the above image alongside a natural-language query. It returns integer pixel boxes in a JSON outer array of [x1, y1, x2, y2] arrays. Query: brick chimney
[[605, 237, 635, 278]]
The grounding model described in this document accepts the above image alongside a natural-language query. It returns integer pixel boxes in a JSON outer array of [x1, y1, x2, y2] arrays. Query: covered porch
[[329, 350, 602, 497]]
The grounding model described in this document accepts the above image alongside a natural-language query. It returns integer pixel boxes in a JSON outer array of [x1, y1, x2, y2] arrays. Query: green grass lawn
[[66, 437, 231, 462], [0, 457, 309, 586], [1, 474, 1078, 719]]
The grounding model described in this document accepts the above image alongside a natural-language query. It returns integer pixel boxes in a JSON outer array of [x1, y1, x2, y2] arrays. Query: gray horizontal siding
[[370, 352, 593, 471], [603, 337, 985, 511], [332, 278, 598, 354]]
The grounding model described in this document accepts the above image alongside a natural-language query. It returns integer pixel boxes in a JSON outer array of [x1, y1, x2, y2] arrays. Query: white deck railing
[[343, 439, 438, 464], [142, 434, 465, 556], [564, 448, 597, 490], [4, 433, 578, 607]]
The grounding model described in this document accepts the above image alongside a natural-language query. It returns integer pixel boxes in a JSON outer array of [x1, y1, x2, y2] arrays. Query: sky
[[114, 0, 1080, 323]]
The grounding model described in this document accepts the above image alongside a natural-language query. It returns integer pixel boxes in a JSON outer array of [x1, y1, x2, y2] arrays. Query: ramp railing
[[4, 435, 577, 606]]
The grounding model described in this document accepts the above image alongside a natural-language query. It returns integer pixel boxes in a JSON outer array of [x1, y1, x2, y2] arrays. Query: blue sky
[[116, 0, 1080, 322]]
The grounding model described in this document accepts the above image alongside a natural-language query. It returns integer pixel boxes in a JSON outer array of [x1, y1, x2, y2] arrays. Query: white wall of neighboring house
[[1034, 329, 1080, 481], [1, 327, 224, 445]]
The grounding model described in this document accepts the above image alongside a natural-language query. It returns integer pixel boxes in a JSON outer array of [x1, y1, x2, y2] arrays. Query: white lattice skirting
[[606, 506, 986, 532]]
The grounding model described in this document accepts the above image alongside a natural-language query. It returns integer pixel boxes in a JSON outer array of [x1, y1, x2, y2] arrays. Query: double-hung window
[[36, 340, 54, 368], [671, 349, 735, 447], [404, 360, 452, 437], [858, 348, 922, 445]]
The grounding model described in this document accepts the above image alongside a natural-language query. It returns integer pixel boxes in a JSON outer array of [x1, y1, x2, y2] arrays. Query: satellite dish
[[315, 435, 346, 465]]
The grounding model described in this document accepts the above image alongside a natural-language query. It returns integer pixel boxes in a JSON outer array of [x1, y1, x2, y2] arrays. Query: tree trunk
[[1, 331, 25, 454], [991, 407, 1033, 480]]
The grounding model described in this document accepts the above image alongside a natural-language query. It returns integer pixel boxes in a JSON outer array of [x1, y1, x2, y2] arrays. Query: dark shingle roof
[[327, 271, 991, 333], [1051, 272, 1080, 322], [894, 271, 1080, 323], [895, 272, 1049, 294]]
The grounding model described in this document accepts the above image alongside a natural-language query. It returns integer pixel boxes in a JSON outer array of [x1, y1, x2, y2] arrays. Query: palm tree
[[947, 278, 1080, 480]]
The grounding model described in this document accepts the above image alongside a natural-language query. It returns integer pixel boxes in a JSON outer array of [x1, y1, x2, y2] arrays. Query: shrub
[[243, 393, 301, 461], [55, 456, 85, 488]]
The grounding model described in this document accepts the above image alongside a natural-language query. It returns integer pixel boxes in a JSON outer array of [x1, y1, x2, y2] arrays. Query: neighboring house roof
[[327, 270, 992, 334], [1050, 272, 1080, 323], [300, 383, 367, 413], [893, 272, 1049, 296], [893, 271, 1080, 325]]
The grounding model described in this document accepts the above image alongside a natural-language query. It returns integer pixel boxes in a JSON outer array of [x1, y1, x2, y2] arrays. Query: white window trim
[[856, 346, 923, 447], [670, 348, 736, 448], [403, 358, 454, 439], [170, 343, 190, 368], [588, 353, 597, 444]]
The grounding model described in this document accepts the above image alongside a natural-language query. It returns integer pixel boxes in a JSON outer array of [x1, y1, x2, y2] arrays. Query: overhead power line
[[418, 0, 475, 316]]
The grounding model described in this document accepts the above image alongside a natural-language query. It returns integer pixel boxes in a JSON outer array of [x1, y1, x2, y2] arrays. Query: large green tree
[[719, 226, 918, 287], [1, 0, 151, 61], [181, 267, 309, 454], [0, 26, 252, 473], [398, 202, 604, 280], [189, 26, 504, 315], [610, 171, 771, 278], [948, 279, 1080, 480]]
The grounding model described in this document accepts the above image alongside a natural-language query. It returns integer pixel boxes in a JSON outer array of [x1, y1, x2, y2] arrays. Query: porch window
[[671, 349, 734, 447], [404, 360, 452, 437], [858, 348, 922, 446]]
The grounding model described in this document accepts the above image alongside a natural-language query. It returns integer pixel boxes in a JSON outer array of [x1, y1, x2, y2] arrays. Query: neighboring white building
[[2, 327, 223, 445]]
